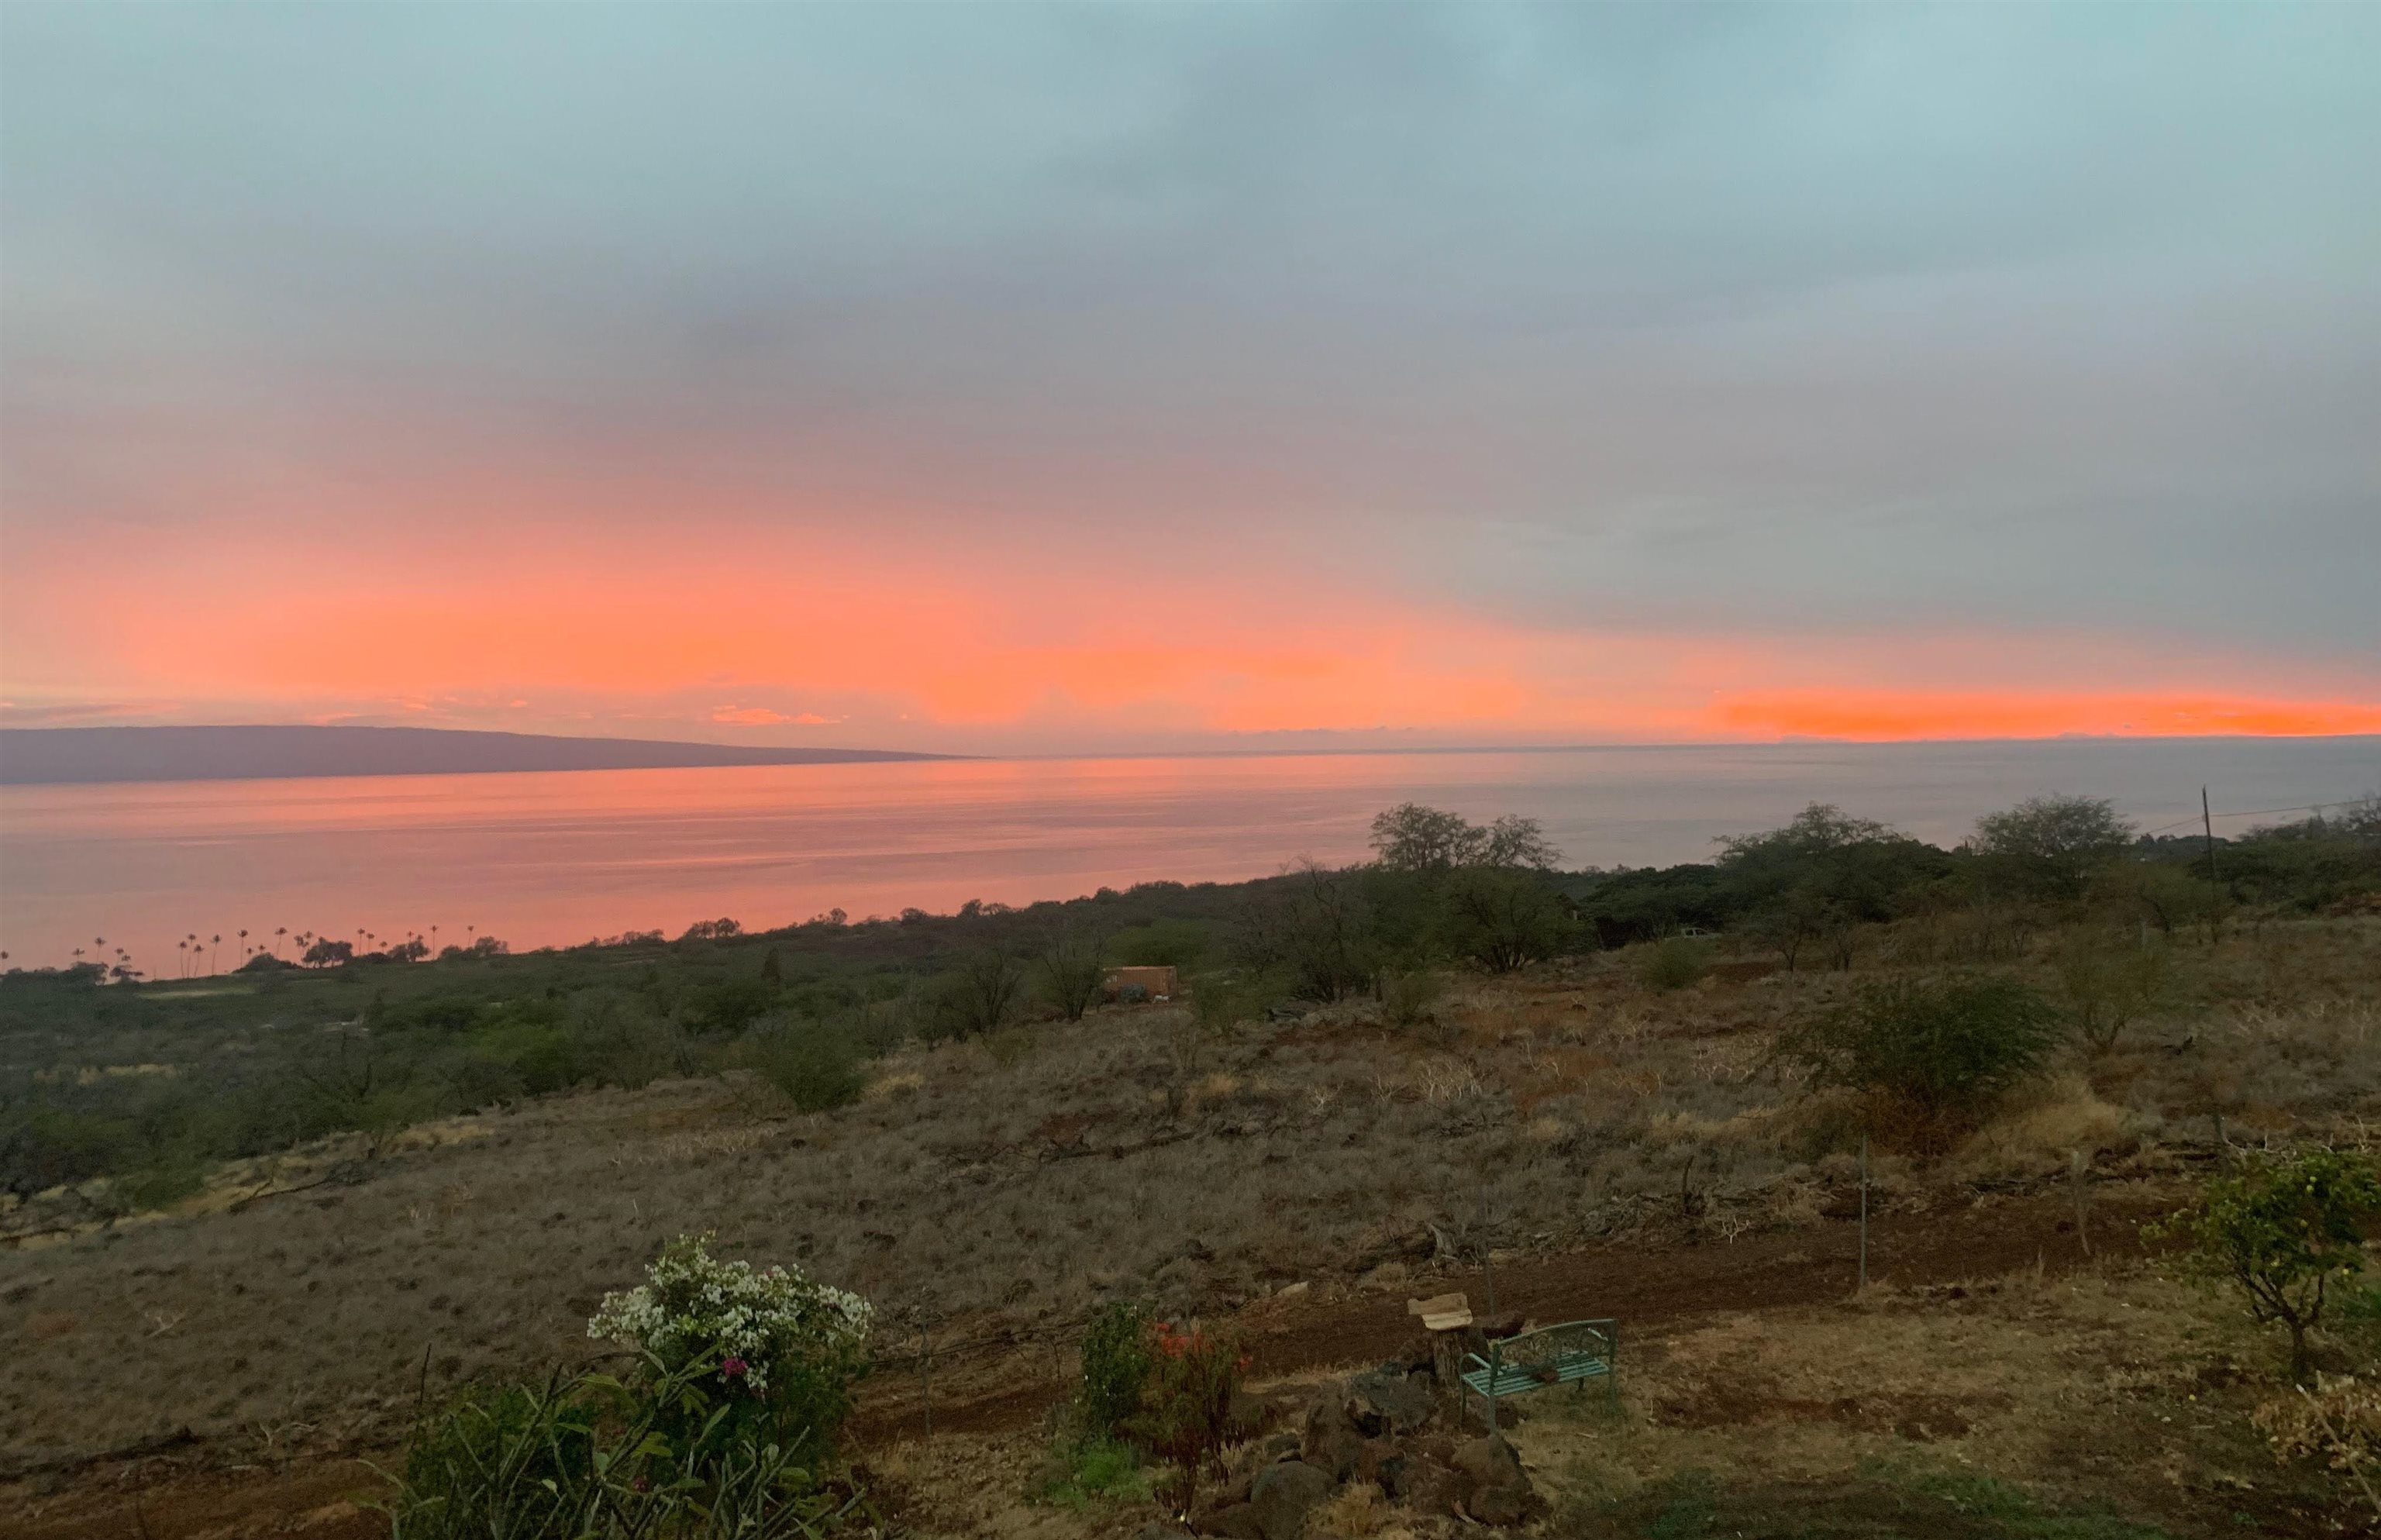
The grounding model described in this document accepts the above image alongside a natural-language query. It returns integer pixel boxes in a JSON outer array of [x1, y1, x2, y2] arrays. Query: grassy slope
[[3, 917, 2376, 1538]]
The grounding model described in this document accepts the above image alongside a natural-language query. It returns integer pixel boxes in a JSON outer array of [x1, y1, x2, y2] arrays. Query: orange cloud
[[4, 519, 2372, 749], [712, 706, 840, 725], [1713, 691, 2381, 740]]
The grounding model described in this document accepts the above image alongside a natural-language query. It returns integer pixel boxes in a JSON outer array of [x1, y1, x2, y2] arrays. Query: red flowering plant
[[1129, 1319, 1251, 1517]]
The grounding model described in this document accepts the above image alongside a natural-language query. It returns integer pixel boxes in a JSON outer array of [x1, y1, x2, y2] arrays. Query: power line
[[2135, 795, 2370, 839]]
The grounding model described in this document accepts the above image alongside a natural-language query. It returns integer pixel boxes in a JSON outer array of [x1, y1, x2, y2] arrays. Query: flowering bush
[[589, 1233, 872, 1458], [1131, 1319, 1249, 1517]]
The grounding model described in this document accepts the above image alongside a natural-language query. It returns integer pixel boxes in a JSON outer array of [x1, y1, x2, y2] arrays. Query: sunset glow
[[3, 5, 2374, 753]]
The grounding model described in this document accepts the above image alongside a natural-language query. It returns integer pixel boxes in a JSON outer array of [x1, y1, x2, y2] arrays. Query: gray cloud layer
[[5, 3, 2376, 662]]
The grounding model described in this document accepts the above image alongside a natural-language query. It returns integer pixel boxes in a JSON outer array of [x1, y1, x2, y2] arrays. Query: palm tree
[[274, 925, 288, 956], [177, 939, 189, 977]]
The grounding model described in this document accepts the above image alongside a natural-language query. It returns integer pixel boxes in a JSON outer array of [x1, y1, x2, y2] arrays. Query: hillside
[[0, 725, 958, 785]]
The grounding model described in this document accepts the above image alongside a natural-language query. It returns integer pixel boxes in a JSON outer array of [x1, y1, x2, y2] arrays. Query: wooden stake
[[1479, 1188, 1496, 1318], [2204, 786, 2220, 883], [1858, 1132, 1869, 1294]]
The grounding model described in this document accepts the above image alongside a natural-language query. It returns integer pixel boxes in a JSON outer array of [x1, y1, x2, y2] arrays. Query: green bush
[[1111, 918, 1210, 970], [1778, 975, 2060, 1151], [1637, 937, 1710, 992], [587, 1234, 873, 1463], [1378, 966, 1448, 1029], [751, 1020, 869, 1113], [1029, 1438, 1148, 1510], [2052, 932, 2172, 1051], [1074, 1301, 1152, 1442], [2152, 1146, 2381, 1382], [387, 1364, 849, 1540]]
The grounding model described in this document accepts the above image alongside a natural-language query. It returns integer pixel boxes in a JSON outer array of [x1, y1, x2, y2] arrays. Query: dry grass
[[1517, 1263, 2319, 1537], [4, 919, 2378, 1485]]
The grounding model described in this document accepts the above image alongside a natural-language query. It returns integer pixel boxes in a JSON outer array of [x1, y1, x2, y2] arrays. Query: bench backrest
[[1484, 1318, 1615, 1373]]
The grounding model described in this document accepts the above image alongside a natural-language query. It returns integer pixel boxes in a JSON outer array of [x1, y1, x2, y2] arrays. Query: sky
[[2, 2, 2376, 755]]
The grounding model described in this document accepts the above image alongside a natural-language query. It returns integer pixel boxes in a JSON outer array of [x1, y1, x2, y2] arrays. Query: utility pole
[[2203, 786, 2220, 883]]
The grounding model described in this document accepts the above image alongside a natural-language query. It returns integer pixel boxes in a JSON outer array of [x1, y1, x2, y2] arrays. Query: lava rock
[[1190, 1503, 1264, 1540], [1299, 1387, 1366, 1483], [1249, 1459, 1335, 1540], [1346, 1367, 1437, 1435]]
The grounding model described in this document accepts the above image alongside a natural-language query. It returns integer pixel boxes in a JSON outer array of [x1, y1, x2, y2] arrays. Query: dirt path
[[1, 1185, 2167, 1539], [857, 1183, 2166, 1442]]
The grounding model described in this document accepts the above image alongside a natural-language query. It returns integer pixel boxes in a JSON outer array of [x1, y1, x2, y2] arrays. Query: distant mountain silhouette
[[0, 725, 960, 785]]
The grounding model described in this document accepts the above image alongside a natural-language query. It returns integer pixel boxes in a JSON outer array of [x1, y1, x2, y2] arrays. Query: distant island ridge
[[0, 725, 963, 785]]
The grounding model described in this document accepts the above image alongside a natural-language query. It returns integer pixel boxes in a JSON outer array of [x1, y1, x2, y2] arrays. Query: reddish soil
[[0, 1186, 2167, 1540]]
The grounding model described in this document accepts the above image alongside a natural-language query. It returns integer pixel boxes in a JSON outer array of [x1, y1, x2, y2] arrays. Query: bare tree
[[1035, 922, 1108, 1022], [938, 946, 1027, 1036]]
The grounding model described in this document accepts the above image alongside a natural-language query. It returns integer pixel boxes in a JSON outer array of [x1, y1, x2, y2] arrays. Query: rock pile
[[1187, 1360, 1540, 1538]]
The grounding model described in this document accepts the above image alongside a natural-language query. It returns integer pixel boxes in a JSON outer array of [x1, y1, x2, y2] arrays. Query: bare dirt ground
[[2, 1183, 2185, 1539]]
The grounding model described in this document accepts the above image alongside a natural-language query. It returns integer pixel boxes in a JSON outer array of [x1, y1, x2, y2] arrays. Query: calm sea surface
[[2, 738, 2373, 972]]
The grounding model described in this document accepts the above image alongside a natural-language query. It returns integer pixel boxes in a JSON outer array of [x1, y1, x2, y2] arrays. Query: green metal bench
[[1458, 1319, 1618, 1428]]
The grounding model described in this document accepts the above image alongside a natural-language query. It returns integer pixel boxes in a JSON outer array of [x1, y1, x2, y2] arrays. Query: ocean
[[1, 737, 2372, 973]]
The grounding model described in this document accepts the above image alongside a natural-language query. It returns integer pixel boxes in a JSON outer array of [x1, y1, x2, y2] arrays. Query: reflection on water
[[1, 739, 2372, 971]]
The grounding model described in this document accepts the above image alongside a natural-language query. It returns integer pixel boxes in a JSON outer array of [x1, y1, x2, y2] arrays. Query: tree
[[2154, 1147, 2381, 1382], [1370, 804, 1481, 872], [1719, 803, 1898, 865], [1370, 804, 1561, 872], [1973, 794, 2135, 901], [1035, 923, 1108, 1022], [1438, 865, 1576, 973], [303, 938, 355, 968], [1718, 804, 1945, 969], [1233, 860, 1378, 1002], [1478, 814, 1561, 870], [2092, 860, 2229, 939], [936, 946, 1027, 1036]]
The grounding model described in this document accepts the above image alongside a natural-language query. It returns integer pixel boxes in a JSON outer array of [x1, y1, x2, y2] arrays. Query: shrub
[[1378, 966, 1447, 1029], [1190, 970, 1272, 1036], [1075, 1301, 1152, 1441], [2053, 932, 2172, 1051], [2256, 1373, 2381, 1525], [387, 1363, 848, 1540], [1130, 1320, 1249, 1518], [1637, 938, 1708, 992], [2152, 1146, 2381, 1382], [751, 1020, 868, 1112], [391, 1377, 596, 1538], [1030, 1439, 1149, 1510], [587, 1233, 873, 1460], [1777, 974, 2060, 1152]]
